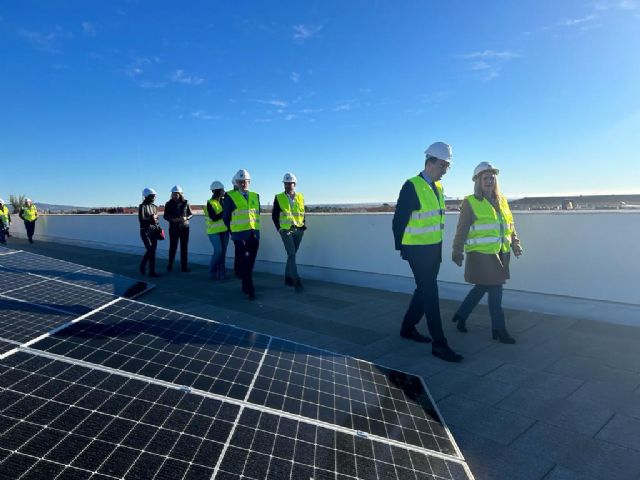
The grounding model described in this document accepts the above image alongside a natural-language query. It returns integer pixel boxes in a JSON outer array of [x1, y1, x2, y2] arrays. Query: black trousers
[[401, 247, 448, 348], [168, 225, 189, 270], [24, 220, 36, 241], [456, 284, 506, 331], [140, 229, 158, 274], [234, 235, 259, 294]]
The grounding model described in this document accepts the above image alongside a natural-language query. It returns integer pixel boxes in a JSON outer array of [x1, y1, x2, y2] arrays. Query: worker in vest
[[223, 169, 260, 300], [451, 162, 523, 343], [19, 198, 38, 243], [392, 142, 463, 363], [272, 172, 306, 292], [206, 181, 229, 280], [231, 173, 241, 278], [0, 199, 11, 244]]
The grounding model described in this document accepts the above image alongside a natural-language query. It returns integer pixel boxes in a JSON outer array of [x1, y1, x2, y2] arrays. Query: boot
[[139, 262, 146, 275], [492, 329, 516, 344], [284, 276, 294, 287], [452, 314, 468, 333]]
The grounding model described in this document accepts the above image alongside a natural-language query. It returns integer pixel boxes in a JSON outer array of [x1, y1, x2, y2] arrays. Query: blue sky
[[1, 1, 639, 207]]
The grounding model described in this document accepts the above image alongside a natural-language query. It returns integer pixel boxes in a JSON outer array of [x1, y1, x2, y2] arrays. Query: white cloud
[[191, 110, 219, 120], [81, 21, 98, 36], [257, 99, 288, 107], [593, 0, 638, 10], [461, 50, 520, 60], [171, 69, 205, 85], [292, 24, 323, 42], [334, 102, 353, 112], [19, 26, 73, 53], [125, 57, 160, 78], [284, 114, 296, 121], [290, 71, 300, 83], [139, 81, 166, 89], [563, 14, 598, 25]]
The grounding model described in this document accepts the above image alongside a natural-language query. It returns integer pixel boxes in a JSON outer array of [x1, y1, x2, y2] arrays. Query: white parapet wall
[[7, 211, 640, 309]]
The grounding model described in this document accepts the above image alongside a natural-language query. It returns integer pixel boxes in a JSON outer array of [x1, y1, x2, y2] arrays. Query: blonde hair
[[473, 173, 501, 200]]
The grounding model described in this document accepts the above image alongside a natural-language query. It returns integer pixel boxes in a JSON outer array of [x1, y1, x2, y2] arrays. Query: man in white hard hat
[[272, 172, 306, 292], [223, 169, 261, 300], [205, 181, 229, 280], [19, 198, 38, 243], [0, 198, 11, 244], [392, 141, 463, 363], [163, 185, 193, 272]]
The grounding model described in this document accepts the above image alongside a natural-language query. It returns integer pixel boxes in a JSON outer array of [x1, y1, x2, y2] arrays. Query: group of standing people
[[393, 141, 523, 363], [0, 198, 39, 244], [137, 142, 523, 364], [137, 169, 306, 301]]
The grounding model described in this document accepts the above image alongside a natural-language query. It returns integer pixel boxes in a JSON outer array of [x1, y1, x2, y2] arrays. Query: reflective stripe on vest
[[401, 176, 445, 246], [276, 192, 305, 230], [0, 206, 8, 223], [228, 191, 260, 232], [205, 198, 227, 234], [22, 205, 37, 222], [464, 194, 514, 254]]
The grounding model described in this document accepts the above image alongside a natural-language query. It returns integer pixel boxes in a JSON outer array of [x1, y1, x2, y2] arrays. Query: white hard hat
[[25, 198, 32, 203], [425, 142, 453, 162], [235, 169, 251, 181], [472, 162, 499, 181], [0, 199, 4, 204], [142, 187, 157, 197], [210, 181, 224, 191], [170, 185, 183, 193], [282, 172, 297, 183]]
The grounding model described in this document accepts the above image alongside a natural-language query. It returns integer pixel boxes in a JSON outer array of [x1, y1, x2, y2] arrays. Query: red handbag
[[157, 228, 166, 241]]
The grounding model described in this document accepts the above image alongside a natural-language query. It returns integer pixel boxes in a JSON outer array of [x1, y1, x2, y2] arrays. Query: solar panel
[[0, 351, 240, 479], [0, 245, 15, 255], [0, 339, 17, 356], [0, 297, 75, 344], [2, 280, 117, 315], [0, 251, 152, 299], [218, 408, 471, 480], [248, 338, 456, 455], [32, 299, 271, 400], [0, 268, 48, 295]]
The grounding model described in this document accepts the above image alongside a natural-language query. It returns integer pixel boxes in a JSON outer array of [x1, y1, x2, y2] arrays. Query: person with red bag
[[138, 187, 162, 278]]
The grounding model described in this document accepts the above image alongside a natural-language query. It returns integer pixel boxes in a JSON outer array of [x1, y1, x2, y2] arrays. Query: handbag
[[157, 227, 166, 241]]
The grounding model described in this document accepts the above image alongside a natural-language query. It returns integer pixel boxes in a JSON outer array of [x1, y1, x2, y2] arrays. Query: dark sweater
[[163, 199, 192, 227], [223, 191, 261, 241], [138, 200, 158, 230], [206, 197, 224, 222]]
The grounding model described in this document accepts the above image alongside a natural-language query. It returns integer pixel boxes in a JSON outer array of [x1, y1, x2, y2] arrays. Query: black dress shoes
[[492, 330, 516, 344], [432, 346, 464, 363], [452, 314, 468, 333], [400, 329, 432, 343], [285, 277, 294, 287]]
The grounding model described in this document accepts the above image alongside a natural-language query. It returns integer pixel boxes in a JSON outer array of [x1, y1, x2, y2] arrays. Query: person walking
[[138, 187, 162, 278], [451, 162, 523, 343], [272, 172, 306, 292], [19, 198, 38, 243], [223, 169, 260, 300], [206, 181, 229, 280], [0, 199, 10, 244], [231, 174, 241, 278], [163, 185, 193, 273], [392, 141, 463, 363]]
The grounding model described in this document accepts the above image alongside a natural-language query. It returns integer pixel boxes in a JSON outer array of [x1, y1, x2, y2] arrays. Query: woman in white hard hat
[[138, 188, 162, 277], [205, 181, 229, 280], [163, 185, 193, 272], [451, 162, 523, 343]]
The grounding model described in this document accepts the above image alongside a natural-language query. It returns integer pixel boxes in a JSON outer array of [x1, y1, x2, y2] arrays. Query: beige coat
[[452, 197, 522, 286]]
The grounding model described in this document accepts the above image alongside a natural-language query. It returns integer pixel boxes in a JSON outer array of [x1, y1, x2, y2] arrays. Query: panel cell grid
[[0, 298, 74, 343], [0, 251, 85, 278], [217, 408, 471, 480], [0, 268, 47, 295], [57, 267, 152, 298], [2, 280, 116, 315], [0, 352, 241, 480], [0, 339, 17, 356], [248, 338, 456, 455], [31, 299, 271, 400]]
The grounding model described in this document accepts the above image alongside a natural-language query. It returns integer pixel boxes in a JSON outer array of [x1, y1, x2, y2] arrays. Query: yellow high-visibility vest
[[205, 198, 227, 234], [0, 206, 9, 224], [276, 192, 305, 230], [464, 194, 514, 254], [21, 205, 37, 222], [228, 191, 260, 233], [401, 176, 445, 245]]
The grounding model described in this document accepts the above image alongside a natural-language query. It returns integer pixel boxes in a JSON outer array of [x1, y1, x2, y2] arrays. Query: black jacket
[[163, 199, 193, 228], [138, 200, 158, 230]]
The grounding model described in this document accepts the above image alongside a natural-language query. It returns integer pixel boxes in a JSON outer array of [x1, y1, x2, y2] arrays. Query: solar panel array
[[0, 248, 474, 479]]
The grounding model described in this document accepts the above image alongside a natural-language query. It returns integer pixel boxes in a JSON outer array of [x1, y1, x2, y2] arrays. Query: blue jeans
[[455, 284, 506, 331], [208, 231, 229, 279]]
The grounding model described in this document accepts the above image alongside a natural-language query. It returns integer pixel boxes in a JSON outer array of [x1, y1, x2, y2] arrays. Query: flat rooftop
[[4, 238, 640, 479]]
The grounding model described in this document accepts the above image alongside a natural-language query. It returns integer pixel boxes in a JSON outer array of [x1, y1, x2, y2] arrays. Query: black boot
[[139, 262, 146, 275], [285, 276, 294, 287], [452, 314, 468, 333], [492, 329, 516, 344]]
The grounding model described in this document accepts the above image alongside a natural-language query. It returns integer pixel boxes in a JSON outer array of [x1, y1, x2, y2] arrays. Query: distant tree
[[8, 194, 26, 214]]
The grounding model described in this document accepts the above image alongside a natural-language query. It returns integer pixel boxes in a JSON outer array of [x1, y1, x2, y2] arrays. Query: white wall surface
[[8, 211, 640, 306]]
